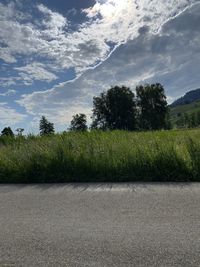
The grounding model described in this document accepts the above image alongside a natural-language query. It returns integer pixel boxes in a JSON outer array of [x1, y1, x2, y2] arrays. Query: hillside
[[171, 88, 200, 107], [170, 100, 200, 120], [170, 88, 200, 127]]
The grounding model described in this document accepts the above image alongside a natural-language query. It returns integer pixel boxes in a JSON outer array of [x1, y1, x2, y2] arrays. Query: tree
[[69, 113, 88, 131], [176, 113, 185, 128], [1, 127, 14, 137], [183, 113, 190, 128], [165, 113, 172, 130], [16, 128, 24, 136], [91, 86, 137, 130], [136, 83, 168, 130], [189, 112, 197, 128], [39, 116, 54, 135], [196, 111, 200, 127]]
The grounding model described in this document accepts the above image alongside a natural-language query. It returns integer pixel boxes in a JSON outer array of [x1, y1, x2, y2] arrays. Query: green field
[[0, 129, 200, 183]]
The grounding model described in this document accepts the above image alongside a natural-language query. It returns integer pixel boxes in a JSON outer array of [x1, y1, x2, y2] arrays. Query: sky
[[0, 0, 200, 133]]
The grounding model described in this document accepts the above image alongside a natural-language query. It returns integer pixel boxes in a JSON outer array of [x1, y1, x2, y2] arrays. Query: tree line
[[175, 111, 200, 128], [1, 83, 170, 137], [1, 127, 24, 137], [73, 83, 169, 132]]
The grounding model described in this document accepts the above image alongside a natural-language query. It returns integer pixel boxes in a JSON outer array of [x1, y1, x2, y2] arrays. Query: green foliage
[[91, 86, 137, 130], [189, 112, 197, 128], [1, 127, 14, 137], [0, 129, 199, 183], [69, 113, 88, 131], [187, 138, 200, 180], [170, 100, 200, 127], [170, 108, 200, 129], [16, 128, 24, 136], [39, 116, 55, 136], [136, 83, 168, 130]]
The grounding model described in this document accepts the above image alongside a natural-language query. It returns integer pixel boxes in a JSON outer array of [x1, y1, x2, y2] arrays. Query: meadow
[[0, 129, 200, 183]]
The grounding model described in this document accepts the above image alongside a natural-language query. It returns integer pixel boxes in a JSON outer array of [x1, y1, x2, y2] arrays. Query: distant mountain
[[171, 88, 200, 107]]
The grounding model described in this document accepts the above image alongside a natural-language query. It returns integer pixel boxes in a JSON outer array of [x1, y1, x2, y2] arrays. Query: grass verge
[[0, 129, 199, 183]]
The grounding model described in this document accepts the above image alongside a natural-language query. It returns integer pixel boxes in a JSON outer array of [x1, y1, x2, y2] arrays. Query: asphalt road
[[0, 183, 200, 267]]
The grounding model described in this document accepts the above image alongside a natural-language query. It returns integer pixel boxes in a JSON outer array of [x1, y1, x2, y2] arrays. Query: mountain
[[170, 88, 200, 127], [171, 88, 200, 107]]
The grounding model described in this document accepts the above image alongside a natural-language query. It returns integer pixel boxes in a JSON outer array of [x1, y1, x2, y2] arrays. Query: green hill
[[170, 99, 200, 118], [169, 88, 200, 127], [171, 88, 200, 107], [170, 99, 200, 128]]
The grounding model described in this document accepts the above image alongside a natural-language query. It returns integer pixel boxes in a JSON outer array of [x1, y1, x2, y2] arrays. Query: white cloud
[[37, 4, 68, 37], [0, 77, 19, 87], [17, 2, 200, 126], [0, 48, 16, 63], [82, 0, 197, 43], [0, 89, 16, 96], [1, 0, 197, 78], [0, 103, 26, 126], [15, 62, 58, 83], [1, 0, 200, 129]]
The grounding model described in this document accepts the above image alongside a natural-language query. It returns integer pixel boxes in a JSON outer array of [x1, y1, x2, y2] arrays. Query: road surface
[[0, 183, 200, 266]]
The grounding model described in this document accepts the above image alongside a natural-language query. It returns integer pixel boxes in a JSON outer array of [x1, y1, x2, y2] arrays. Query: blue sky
[[0, 0, 200, 133]]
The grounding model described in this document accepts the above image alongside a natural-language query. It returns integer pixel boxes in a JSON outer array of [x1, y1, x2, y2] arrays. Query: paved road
[[0, 184, 200, 267]]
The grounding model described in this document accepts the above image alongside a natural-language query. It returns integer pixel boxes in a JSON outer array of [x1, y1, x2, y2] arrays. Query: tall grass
[[0, 129, 200, 183]]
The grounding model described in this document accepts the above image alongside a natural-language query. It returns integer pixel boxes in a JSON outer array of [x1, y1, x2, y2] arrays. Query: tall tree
[[16, 128, 24, 136], [183, 113, 190, 128], [69, 113, 88, 131], [39, 116, 54, 135], [176, 114, 185, 128], [189, 112, 197, 128], [1, 127, 14, 137], [196, 111, 200, 126], [91, 86, 137, 130], [136, 83, 168, 130]]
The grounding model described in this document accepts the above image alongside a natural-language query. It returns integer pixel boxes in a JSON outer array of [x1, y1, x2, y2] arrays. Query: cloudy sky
[[0, 0, 200, 133]]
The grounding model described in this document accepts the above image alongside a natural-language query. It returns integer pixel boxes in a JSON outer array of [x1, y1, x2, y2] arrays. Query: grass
[[0, 129, 200, 183]]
